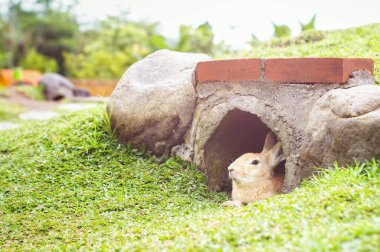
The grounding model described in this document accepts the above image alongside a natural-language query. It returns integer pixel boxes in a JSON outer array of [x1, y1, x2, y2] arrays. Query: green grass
[[0, 107, 379, 251], [0, 99, 24, 122], [227, 23, 380, 82], [1, 24, 379, 251]]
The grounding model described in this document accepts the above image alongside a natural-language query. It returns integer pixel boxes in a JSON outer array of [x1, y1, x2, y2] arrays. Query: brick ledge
[[196, 58, 374, 84]]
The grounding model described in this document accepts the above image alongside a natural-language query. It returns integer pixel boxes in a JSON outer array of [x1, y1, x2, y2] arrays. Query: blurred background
[[0, 0, 378, 127]]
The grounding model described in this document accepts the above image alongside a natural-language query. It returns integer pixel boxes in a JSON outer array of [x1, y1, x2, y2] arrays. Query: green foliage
[[20, 49, 58, 73], [251, 15, 318, 48], [0, 107, 379, 250], [272, 22, 292, 39], [149, 34, 170, 51], [65, 20, 221, 79], [64, 17, 168, 79], [0, 19, 7, 53], [1, 0, 79, 73], [33, 10, 79, 73], [0, 52, 9, 68], [102, 104, 117, 138], [64, 50, 129, 80], [176, 22, 215, 55], [1, 3, 220, 79], [300, 14, 317, 32]]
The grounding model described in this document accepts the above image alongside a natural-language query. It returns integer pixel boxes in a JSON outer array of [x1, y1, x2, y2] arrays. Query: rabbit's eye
[[251, 160, 259, 165]]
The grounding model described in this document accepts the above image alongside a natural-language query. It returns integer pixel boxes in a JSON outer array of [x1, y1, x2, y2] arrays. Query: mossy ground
[[0, 107, 379, 251]]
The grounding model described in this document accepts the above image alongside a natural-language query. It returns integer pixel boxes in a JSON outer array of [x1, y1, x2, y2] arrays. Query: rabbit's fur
[[222, 132, 286, 207]]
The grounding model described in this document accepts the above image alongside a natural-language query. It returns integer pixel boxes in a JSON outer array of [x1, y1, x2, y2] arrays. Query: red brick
[[264, 58, 373, 84], [343, 58, 374, 83], [196, 59, 261, 83]]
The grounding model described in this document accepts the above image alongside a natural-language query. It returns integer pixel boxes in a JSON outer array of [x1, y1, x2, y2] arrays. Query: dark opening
[[53, 95, 64, 101], [204, 109, 285, 192]]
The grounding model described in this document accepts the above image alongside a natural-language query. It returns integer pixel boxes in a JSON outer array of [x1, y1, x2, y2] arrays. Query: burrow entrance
[[203, 109, 286, 192]]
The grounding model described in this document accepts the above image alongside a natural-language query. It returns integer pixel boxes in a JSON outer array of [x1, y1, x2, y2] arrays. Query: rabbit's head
[[228, 132, 285, 185]]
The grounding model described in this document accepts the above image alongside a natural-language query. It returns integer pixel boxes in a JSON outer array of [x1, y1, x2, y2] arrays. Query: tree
[[175, 22, 215, 55], [4, 1, 39, 67], [33, 10, 79, 74], [64, 15, 169, 79], [1, 0, 79, 73]]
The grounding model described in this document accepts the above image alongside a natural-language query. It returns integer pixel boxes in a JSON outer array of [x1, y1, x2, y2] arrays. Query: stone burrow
[[174, 73, 379, 193], [109, 50, 379, 193]]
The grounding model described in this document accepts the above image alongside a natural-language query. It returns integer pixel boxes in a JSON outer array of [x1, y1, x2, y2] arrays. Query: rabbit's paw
[[222, 200, 244, 207]]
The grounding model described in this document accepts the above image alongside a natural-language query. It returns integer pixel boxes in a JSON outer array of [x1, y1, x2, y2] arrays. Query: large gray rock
[[300, 84, 380, 170], [39, 73, 74, 100], [108, 50, 211, 155]]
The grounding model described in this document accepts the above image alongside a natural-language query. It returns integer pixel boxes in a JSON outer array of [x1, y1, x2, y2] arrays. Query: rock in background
[[39, 73, 74, 101], [39, 73, 91, 101]]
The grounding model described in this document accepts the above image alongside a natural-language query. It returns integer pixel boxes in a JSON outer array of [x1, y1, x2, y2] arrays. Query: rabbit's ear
[[262, 132, 276, 153], [267, 142, 286, 168]]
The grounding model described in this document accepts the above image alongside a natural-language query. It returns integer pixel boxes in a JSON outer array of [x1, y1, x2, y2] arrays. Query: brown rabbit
[[222, 132, 286, 207]]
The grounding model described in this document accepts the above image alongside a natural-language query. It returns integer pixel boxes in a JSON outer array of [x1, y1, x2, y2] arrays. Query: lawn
[[0, 107, 379, 251], [1, 24, 380, 251]]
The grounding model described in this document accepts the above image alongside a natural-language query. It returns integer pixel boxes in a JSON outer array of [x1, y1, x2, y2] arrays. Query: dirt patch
[[7, 87, 57, 111]]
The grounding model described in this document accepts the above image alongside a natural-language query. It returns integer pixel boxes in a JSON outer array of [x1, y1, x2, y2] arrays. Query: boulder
[[39, 73, 74, 101], [300, 84, 380, 169], [108, 50, 211, 155]]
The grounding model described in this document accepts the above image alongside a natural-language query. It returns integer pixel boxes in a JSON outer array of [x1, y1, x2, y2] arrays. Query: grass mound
[[230, 23, 380, 82], [1, 107, 379, 251]]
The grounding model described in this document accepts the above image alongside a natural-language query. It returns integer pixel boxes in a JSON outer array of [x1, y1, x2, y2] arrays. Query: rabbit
[[222, 132, 286, 207]]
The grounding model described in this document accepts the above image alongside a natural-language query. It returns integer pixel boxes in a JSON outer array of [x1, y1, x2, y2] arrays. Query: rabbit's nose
[[228, 168, 234, 173]]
